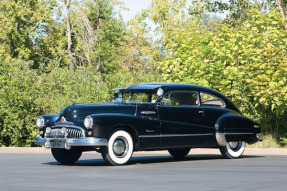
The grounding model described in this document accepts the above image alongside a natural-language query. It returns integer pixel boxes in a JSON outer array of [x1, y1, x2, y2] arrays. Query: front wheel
[[219, 141, 246, 159], [101, 130, 134, 166], [51, 147, 82, 165]]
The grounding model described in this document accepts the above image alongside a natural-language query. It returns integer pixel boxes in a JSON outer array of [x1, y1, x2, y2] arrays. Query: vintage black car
[[35, 83, 263, 165]]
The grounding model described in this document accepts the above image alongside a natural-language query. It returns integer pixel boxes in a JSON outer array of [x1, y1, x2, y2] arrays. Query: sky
[[120, 0, 151, 22]]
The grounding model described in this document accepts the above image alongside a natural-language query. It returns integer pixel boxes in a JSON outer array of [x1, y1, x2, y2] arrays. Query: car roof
[[112, 83, 240, 112], [124, 83, 220, 95]]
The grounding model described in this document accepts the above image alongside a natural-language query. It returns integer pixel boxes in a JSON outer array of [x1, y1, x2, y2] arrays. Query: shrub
[[0, 59, 161, 146]]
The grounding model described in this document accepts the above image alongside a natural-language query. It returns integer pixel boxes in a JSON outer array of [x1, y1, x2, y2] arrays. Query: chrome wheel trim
[[229, 142, 240, 150], [112, 137, 128, 158], [108, 131, 133, 165], [226, 141, 246, 157]]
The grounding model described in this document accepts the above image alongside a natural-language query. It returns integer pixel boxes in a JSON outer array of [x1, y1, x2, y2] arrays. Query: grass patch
[[247, 134, 285, 148]]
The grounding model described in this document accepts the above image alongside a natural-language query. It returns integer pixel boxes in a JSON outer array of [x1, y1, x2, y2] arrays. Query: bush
[[0, 59, 161, 146], [159, 7, 287, 139]]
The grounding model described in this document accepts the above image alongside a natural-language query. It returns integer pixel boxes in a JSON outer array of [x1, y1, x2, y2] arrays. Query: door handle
[[198, 111, 205, 114], [141, 111, 156, 115]]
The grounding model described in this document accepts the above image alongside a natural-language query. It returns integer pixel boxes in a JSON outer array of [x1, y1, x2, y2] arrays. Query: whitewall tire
[[101, 130, 134, 166], [219, 141, 246, 159]]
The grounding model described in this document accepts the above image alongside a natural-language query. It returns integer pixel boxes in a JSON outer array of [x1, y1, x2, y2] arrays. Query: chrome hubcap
[[113, 137, 128, 157], [228, 141, 242, 151]]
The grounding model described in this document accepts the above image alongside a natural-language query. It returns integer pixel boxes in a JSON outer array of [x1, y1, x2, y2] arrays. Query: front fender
[[215, 114, 260, 145], [88, 113, 160, 139], [38, 114, 60, 137], [40, 114, 60, 127]]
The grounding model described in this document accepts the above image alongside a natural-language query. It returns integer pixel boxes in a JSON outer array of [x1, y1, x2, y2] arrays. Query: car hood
[[59, 103, 136, 127]]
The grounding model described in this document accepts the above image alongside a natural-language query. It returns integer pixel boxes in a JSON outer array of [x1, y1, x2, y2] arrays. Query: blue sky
[[120, 0, 151, 22]]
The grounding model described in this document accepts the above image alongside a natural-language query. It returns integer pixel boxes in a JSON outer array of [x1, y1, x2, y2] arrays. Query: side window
[[161, 92, 199, 106], [128, 93, 148, 102], [200, 93, 225, 107]]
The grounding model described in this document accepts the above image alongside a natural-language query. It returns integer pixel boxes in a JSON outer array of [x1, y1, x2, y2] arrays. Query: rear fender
[[215, 114, 260, 146]]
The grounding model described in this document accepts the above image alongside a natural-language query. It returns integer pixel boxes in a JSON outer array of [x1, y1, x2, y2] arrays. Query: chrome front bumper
[[34, 136, 108, 150]]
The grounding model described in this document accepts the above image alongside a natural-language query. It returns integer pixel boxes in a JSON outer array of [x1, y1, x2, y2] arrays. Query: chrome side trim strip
[[139, 133, 213, 138], [224, 132, 254, 135], [141, 111, 156, 115]]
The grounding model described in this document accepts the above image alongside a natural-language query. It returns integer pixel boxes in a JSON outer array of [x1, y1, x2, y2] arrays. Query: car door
[[133, 93, 161, 149], [158, 91, 213, 148]]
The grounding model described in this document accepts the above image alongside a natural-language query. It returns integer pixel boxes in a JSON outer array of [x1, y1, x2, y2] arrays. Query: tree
[[190, 0, 275, 27], [159, 6, 287, 136], [275, 0, 287, 28], [0, 0, 55, 62], [64, 0, 74, 69]]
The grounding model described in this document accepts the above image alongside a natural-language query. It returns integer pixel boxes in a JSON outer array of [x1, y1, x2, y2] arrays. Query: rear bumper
[[256, 134, 264, 141], [34, 136, 108, 149]]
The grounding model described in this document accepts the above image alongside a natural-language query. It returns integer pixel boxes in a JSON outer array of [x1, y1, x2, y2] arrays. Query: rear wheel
[[51, 147, 82, 165], [101, 130, 134, 166], [219, 141, 246, 159], [168, 148, 190, 159]]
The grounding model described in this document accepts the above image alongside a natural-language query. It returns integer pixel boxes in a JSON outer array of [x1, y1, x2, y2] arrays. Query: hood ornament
[[60, 116, 66, 123], [71, 100, 76, 106]]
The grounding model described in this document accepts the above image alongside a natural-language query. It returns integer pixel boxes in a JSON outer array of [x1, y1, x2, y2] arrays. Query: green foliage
[[159, 6, 287, 136], [190, 0, 275, 26], [74, 0, 127, 72], [0, 0, 56, 62], [0, 59, 161, 147], [0, 60, 39, 146], [1, 0, 287, 148]]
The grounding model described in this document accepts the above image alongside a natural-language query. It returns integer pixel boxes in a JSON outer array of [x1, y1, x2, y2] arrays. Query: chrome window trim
[[159, 90, 200, 106], [200, 91, 226, 108]]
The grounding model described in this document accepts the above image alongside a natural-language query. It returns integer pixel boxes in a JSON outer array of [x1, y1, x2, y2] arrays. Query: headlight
[[84, 116, 93, 129], [36, 117, 45, 128]]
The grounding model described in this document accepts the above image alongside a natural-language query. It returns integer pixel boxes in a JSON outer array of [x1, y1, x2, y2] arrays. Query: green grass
[[247, 134, 285, 148]]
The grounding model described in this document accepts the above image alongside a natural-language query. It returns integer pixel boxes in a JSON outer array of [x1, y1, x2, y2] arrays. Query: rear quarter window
[[200, 93, 225, 107]]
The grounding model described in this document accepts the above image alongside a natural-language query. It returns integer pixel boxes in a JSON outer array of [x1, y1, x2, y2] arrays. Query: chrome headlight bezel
[[84, 116, 93, 129], [36, 116, 45, 129]]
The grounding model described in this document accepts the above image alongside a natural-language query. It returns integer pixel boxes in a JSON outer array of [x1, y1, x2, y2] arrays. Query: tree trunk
[[65, 0, 74, 69], [94, 0, 105, 81], [275, 0, 287, 29]]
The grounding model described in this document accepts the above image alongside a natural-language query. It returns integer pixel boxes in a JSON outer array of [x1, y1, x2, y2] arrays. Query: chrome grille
[[67, 128, 83, 139], [45, 128, 84, 139]]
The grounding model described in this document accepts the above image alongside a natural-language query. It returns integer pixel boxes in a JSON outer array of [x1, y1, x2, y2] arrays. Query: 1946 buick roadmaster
[[34, 83, 263, 165]]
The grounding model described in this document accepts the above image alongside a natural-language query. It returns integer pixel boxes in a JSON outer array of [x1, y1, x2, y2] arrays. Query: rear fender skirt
[[215, 114, 261, 146]]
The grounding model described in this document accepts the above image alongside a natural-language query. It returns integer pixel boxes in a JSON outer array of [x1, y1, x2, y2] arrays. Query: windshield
[[112, 91, 158, 104]]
